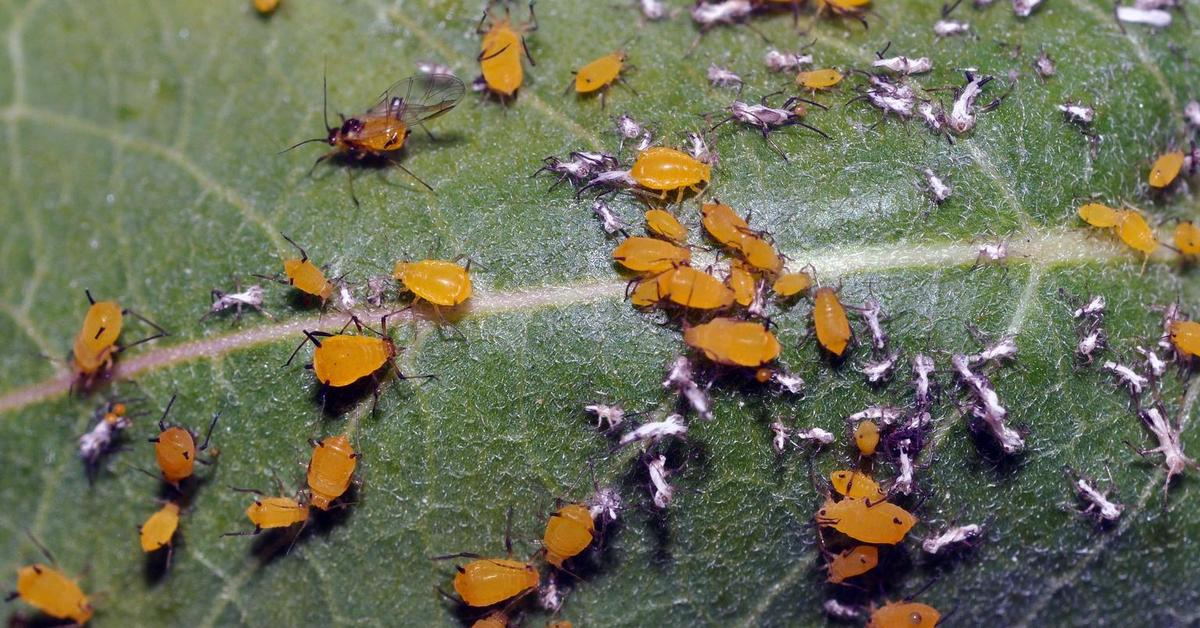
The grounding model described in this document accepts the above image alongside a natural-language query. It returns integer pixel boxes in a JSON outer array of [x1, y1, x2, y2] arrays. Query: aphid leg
[[219, 528, 264, 538], [761, 128, 790, 162], [526, 0, 539, 32], [85, 289, 96, 305], [120, 307, 171, 347], [389, 159, 435, 192], [281, 233, 310, 262]]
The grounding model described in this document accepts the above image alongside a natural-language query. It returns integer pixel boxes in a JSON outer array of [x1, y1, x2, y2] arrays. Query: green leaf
[[1, 0, 1197, 625]]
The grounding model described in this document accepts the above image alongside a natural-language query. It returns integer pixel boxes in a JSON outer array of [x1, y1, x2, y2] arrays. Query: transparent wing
[[365, 74, 466, 125]]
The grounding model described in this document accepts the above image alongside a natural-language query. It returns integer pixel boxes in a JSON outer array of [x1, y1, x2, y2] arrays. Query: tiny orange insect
[[542, 503, 596, 568], [826, 544, 879, 584], [436, 552, 540, 608], [1174, 221, 1200, 258], [11, 536, 93, 626], [224, 485, 311, 539], [307, 434, 358, 511], [284, 73, 465, 203], [393, 259, 473, 307], [816, 497, 917, 545], [287, 312, 430, 392], [571, 47, 635, 108], [867, 601, 941, 628], [1170, 319, 1200, 359], [149, 394, 220, 488], [797, 68, 844, 90], [684, 317, 781, 367], [629, 147, 711, 203], [644, 209, 688, 244], [255, 234, 335, 303], [1148, 149, 1185, 189], [854, 420, 880, 457], [477, 1, 539, 102], [612, 236, 691, 274], [70, 290, 167, 389], [813, 285, 853, 357], [655, 266, 735, 310], [1077, 202, 1121, 228], [138, 501, 182, 568]]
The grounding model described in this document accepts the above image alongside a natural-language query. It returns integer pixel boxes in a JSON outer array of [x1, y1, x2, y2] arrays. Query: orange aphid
[[138, 502, 181, 554], [727, 263, 757, 306], [831, 470, 886, 501], [14, 564, 93, 625], [1148, 150, 1185, 188], [1174, 221, 1200, 258], [453, 558, 540, 607], [542, 503, 595, 568], [630, 147, 711, 202], [684, 318, 781, 367], [773, 271, 812, 297], [827, 545, 879, 584], [656, 266, 735, 310], [867, 601, 941, 628], [393, 259, 473, 307], [738, 235, 783, 275], [1170, 320, 1200, 359], [612, 236, 691, 274], [150, 395, 220, 488], [644, 209, 688, 244], [797, 68, 844, 90], [813, 286, 852, 356], [280, 234, 334, 302], [816, 497, 917, 545], [1078, 203, 1121, 228], [1115, 209, 1158, 257], [855, 421, 880, 457], [701, 201, 752, 249], [307, 434, 358, 510], [477, 2, 538, 99]]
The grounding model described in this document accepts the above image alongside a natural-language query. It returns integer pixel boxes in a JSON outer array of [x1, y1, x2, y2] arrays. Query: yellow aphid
[[139, 502, 181, 553], [1148, 150, 1185, 188], [1170, 320, 1200, 359], [684, 318, 781, 367], [813, 286, 852, 357], [855, 420, 880, 456], [14, 564, 93, 625], [727, 263, 756, 306], [816, 497, 918, 545], [773, 271, 812, 297], [629, 276, 666, 308], [630, 147, 711, 202], [831, 470, 886, 500], [1174, 221, 1200, 257], [453, 558, 540, 607], [612, 237, 691, 274], [656, 266, 735, 310], [738, 235, 783, 275], [542, 503, 595, 568], [1078, 203, 1121, 228], [827, 545, 878, 584], [393, 259, 473, 307], [868, 601, 941, 628], [253, 0, 279, 15], [797, 68, 843, 90], [644, 209, 688, 244], [701, 202, 752, 249], [1115, 209, 1158, 256]]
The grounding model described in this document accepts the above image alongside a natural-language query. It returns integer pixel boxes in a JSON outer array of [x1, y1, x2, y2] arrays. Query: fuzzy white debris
[[338, 285, 357, 310], [770, 371, 805, 394], [953, 354, 1024, 454], [203, 285, 270, 320], [1077, 328, 1106, 363], [1013, 0, 1044, 17], [691, 0, 753, 27], [585, 403, 626, 431], [922, 524, 983, 555], [866, 75, 917, 117], [770, 422, 790, 454], [863, 352, 900, 385], [1073, 295, 1106, 320], [1073, 476, 1124, 522], [686, 132, 719, 166], [872, 56, 933, 75], [1116, 6, 1172, 27], [707, 63, 744, 89], [891, 448, 916, 496], [664, 356, 714, 421], [924, 168, 952, 204], [1135, 346, 1167, 379], [1058, 103, 1095, 125], [537, 151, 620, 189], [1033, 50, 1056, 78], [977, 241, 1009, 264], [1156, 302, 1181, 353], [934, 19, 970, 37], [764, 49, 812, 72], [638, 0, 669, 20], [913, 354, 937, 408], [615, 114, 643, 141], [917, 101, 945, 133], [860, 297, 889, 352], [588, 487, 623, 524], [592, 200, 629, 235], [416, 60, 454, 77], [635, 130, 654, 152], [794, 427, 836, 446], [949, 73, 992, 134], [538, 574, 563, 612], [79, 413, 131, 466], [1186, 101, 1200, 129], [847, 406, 904, 427], [619, 414, 688, 448], [1137, 406, 1197, 496], [646, 455, 674, 509], [365, 276, 390, 307], [747, 281, 769, 319], [823, 599, 862, 621], [969, 336, 1018, 366], [1102, 361, 1148, 397]]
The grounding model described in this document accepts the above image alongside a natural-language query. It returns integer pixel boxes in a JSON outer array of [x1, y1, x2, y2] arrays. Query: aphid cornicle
[[13, 562, 94, 625], [284, 73, 465, 202], [542, 503, 596, 568], [477, 1, 538, 101], [393, 259, 473, 307], [307, 434, 358, 511], [71, 290, 167, 388], [149, 395, 220, 488]]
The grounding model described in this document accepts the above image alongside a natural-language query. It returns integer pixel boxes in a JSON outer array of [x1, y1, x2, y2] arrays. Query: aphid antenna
[[283, 330, 332, 367], [198, 410, 221, 452], [430, 551, 486, 562], [152, 394, 179, 432]]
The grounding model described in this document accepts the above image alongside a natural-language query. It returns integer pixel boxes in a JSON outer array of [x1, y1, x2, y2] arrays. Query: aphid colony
[[11, 0, 1200, 625]]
